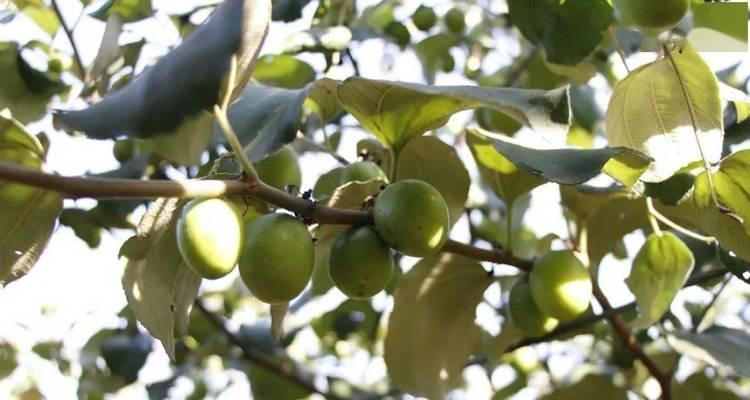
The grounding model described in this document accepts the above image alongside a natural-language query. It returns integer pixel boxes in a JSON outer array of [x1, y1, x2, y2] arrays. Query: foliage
[[1, 0, 749, 399]]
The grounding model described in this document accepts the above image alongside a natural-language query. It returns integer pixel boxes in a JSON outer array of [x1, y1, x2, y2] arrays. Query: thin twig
[[194, 300, 345, 400], [609, 26, 631, 73], [50, 0, 86, 82], [692, 273, 731, 333], [646, 198, 664, 237], [345, 48, 360, 76]]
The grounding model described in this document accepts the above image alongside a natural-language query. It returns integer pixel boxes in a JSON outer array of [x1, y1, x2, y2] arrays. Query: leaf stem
[[214, 57, 259, 183], [646, 198, 664, 237], [646, 197, 717, 244]]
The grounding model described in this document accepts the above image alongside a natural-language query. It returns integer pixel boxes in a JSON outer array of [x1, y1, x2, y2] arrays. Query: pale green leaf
[[466, 129, 545, 205], [21, 5, 59, 36], [397, 136, 470, 225], [560, 184, 620, 222], [121, 198, 202, 360], [384, 253, 492, 398], [0, 113, 62, 287], [152, 111, 214, 166], [337, 77, 570, 150], [626, 232, 695, 329], [587, 197, 649, 265], [670, 326, 750, 377], [253, 54, 316, 89], [605, 42, 723, 182]]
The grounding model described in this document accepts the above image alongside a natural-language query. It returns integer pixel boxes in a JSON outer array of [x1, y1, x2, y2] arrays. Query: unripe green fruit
[[177, 198, 244, 279], [373, 180, 450, 257], [255, 145, 302, 190], [342, 161, 388, 184], [613, 0, 689, 35], [113, 139, 136, 162], [444, 8, 466, 34], [509, 279, 559, 337], [329, 226, 394, 299], [440, 53, 456, 73], [529, 251, 592, 321], [385, 22, 411, 48], [412, 5, 437, 31], [239, 214, 314, 304]]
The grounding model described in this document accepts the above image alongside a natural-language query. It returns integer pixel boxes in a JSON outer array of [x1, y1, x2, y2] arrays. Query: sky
[[0, 0, 749, 399]]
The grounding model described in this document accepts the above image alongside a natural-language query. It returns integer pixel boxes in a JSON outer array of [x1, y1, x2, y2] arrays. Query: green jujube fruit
[[342, 161, 388, 183], [613, 0, 689, 35], [239, 213, 314, 304], [329, 226, 394, 299], [412, 5, 437, 31], [509, 279, 559, 337], [529, 250, 592, 321], [177, 198, 245, 279], [373, 180, 450, 257], [255, 145, 302, 190]]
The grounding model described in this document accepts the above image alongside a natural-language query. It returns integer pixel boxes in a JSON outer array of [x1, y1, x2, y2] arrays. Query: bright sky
[[0, 0, 749, 399]]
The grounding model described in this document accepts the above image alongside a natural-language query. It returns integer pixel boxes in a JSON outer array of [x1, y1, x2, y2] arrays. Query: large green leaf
[[253, 54, 316, 89], [220, 79, 338, 162], [384, 254, 492, 398], [508, 0, 614, 66], [484, 132, 651, 186], [121, 198, 202, 360], [397, 135, 470, 225], [605, 42, 723, 182], [337, 77, 570, 150], [587, 197, 649, 265], [55, 0, 270, 139], [0, 112, 62, 286], [626, 232, 695, 329], [539, 374, 627, 400], [0, 42, 66, 123], [670, 326, 750, 377], [466, 130, 545, 206]]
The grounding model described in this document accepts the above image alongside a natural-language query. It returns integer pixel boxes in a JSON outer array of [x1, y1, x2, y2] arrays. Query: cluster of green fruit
[[509, 251, 593, 337], [175, 146, 451, 304]]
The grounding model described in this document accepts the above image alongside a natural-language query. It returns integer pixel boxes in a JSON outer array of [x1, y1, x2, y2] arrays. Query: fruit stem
[[661, 43, 721, 211], [646, 197, 717, 244], [214, 56, 260, 183], [645, 197, 664, 237]]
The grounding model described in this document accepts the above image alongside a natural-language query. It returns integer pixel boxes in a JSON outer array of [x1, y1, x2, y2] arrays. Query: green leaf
[[718, 249, 750, 285], [282, 26, 352, 53], [337, 77, 571, 150], [19, 3, 59, 36], [484, 132, 651, 186], [121, 198, 202, 360], [151, 111, 214, 166], [247, 356, 310, 400], [221, 80, 338, 162], [90, 0, 153, 23], [0, 42, 67, 123], [540, 374, 627, 400], [56, 0, 270, 139], [312, 299, 381, 351], [466, 130, 545, 205], [100, 332, 152, 384], [692, 2, 748, 45], [90, 13, 124, 80], [626, 232, 695, 329], [384, 253, 492, 398], [508, 0, 614, 65], [272, 0, 312, 22], [397, 136, 470, 225], [253, 54, 316, 89], [669, 325, 750, 377], [674, 372, 738, 400], [0, 342, 17, 379], [605, 42, 723, 182], [414, 33, 460, 84], [560, 184, 620, 222], [587, 197, 649, 265], [643, 173, 695, 206], [0, 113, 62, 287]]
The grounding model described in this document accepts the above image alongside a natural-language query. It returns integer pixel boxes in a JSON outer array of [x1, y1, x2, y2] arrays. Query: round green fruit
[[444, 7, 466, 34], [529, 251, 592, 321], [373, 180, 450, 257], [613, 0, 689, 35], [412, 5, 437, 31], [239, 214, 314, 304], [113, 139, 136, 162], [177, 198, 245, 279], [342, 161, 388, 184], [255, 145, 302, 190], [385, 22, 411, 48], [508, 279, 559, 337], [329, 226, 394, 299], [440, 53, 456, 73]]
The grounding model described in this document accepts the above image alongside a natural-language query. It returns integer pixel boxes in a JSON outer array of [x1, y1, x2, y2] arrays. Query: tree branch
[[194, 300, 345, 400], [50, 0, 87, 82]]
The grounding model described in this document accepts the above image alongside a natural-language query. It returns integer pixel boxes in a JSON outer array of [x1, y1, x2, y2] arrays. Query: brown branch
[[0, 161, 534, 269], [592, 284, 673, 400], [50, 0, 87, 82], [194, 300, 345, 400]]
